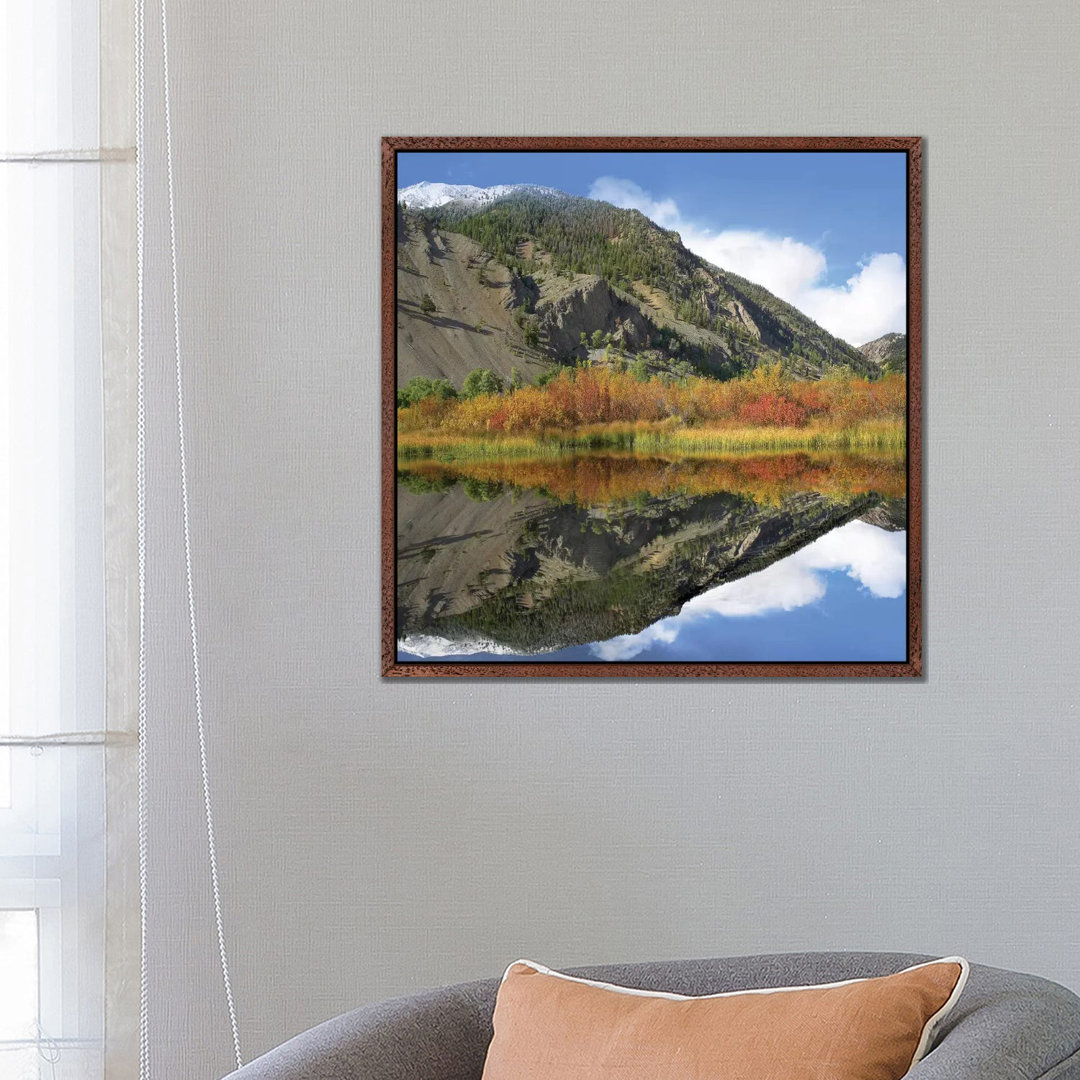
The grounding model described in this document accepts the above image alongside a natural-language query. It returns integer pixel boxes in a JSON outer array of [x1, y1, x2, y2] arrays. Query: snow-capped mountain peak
[[397, 181, 563, 210]]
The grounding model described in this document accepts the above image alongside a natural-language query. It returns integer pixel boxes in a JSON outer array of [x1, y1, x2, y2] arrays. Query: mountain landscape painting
[[382, 137, 921, 677]]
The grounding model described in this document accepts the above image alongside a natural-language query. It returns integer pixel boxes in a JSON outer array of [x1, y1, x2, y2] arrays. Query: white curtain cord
[[158, 0, 244, 1067], [135, 0, 244, 1071], [134, 0, 151, 1075]]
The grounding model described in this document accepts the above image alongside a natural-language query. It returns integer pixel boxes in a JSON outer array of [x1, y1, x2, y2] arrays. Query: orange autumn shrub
[[398, 365, 906, 439]]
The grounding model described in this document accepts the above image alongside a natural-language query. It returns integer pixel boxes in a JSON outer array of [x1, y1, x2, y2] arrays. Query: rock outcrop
[[535, 277, 652, 356], [859, 332, 907, 369]]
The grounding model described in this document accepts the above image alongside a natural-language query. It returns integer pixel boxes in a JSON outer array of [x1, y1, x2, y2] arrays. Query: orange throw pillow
[[481, 957, 968, 1080]]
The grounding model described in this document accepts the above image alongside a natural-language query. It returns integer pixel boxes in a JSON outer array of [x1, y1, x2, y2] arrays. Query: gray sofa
[[224, 952, 1080, 1079]]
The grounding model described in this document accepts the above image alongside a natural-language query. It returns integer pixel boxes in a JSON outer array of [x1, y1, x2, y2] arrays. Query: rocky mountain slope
[[859, 332, 907, 372], [395, 187, 881, 389], [395, 214, 544, 387]]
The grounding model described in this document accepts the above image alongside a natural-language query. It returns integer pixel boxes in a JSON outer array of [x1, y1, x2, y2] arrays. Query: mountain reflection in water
[[395, 452, 906, 662]]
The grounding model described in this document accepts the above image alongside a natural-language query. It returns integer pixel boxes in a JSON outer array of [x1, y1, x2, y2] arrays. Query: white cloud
[[797, 253, 907, 350], [795, 519, 907, 599], [586, 177, 905, 346], [684, 520, 906, 618], [686, 229, 827, 304], [588, 176, 681, 229], [589, 520, 906, 660], [681, 557, 827, 618], [590, 620, 679, 662]]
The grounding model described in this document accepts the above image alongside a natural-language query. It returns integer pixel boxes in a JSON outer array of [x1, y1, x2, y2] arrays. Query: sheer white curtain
[[1, 2, 135, 1078]]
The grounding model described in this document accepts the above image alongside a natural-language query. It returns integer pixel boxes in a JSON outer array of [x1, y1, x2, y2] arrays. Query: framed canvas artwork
[[382, 137, 921, 677]]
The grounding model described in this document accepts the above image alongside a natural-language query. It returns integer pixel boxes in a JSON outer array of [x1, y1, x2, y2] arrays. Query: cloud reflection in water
[[590, 520, 905, 661]]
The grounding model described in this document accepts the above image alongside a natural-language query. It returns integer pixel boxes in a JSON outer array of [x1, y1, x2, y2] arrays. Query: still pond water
[[395, 452, 906, 665]]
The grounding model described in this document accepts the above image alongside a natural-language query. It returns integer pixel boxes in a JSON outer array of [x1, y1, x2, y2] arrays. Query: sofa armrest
[[221, 979, 496, 1080], [909, 966, 1080, 1080]]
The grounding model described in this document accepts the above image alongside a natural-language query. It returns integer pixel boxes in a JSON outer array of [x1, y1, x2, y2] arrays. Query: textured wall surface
[[135, 2, 1080, 1076]]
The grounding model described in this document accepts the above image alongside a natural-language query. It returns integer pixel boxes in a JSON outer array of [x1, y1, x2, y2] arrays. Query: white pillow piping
[[908, 957, 970, 1066], [501, 955, 970, 1068]]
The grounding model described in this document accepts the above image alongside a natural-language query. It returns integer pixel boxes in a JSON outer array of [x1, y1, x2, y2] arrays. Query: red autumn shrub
[[737, 393, 808, 427]]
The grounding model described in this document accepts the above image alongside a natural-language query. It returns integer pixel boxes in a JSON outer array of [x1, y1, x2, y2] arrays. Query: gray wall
[[137, 1, 1080, 1076]]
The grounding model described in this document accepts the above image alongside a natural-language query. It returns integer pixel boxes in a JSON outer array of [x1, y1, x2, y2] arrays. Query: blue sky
[[398, 150, 908, 345]]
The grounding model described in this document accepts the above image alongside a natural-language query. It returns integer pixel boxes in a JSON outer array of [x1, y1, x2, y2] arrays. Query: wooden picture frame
[[382, 136, 921, 678]]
